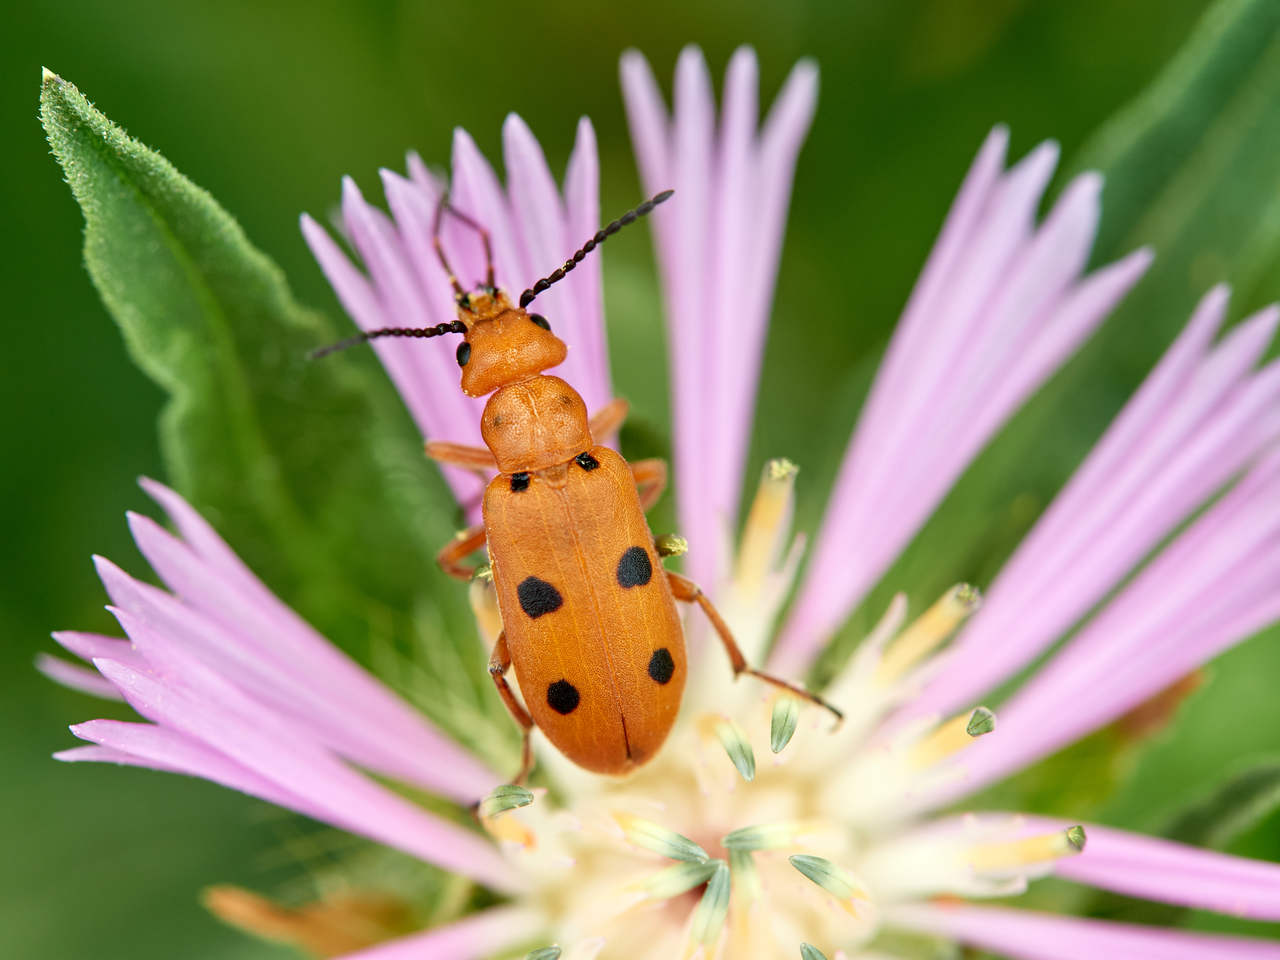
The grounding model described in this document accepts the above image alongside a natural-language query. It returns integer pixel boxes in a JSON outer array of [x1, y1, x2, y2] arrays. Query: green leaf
[[1076, 0, 1280, 270], [1163, 758, 1280, 848], [1068, 0, 1280, 358], [39, 72, 490, 736], [1085, 758, 1280, 926]]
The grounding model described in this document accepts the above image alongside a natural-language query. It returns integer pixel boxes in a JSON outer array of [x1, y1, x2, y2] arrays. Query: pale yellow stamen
[[788, 854, 868, 916], [876, 583, 981, 684], [480, 808, 536, 849], [909, 706, 996, 769], [770, 694, 802, 753], [967, 825, 1087, 873], [722, 820, 828, 852], [684, 860, 731, 957], [630, 859, 721, 899], [728, 848, 762, 901], [476, 787, 537, 848], [734, 458, 798, 590], [697, 713, 756, 782], [611, 812, 709, 863]]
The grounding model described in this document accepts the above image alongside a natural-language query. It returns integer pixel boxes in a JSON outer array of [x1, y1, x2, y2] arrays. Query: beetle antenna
[[310, 321, 467, 360], [433, 193, 496, 298], [519, 190, 673, 309]]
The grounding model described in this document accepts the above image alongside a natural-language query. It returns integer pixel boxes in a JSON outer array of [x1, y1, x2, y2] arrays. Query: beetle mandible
[[315, 190, 840, 782]]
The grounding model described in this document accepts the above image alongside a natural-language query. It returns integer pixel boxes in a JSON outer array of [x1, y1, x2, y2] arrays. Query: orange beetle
[[317, 193, 839, 780]]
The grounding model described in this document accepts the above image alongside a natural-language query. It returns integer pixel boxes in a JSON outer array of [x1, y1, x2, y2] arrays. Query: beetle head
[[453, 287, 567, 397]]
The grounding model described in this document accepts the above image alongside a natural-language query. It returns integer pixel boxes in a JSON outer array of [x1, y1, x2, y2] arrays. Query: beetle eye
[[529, 313, 551, 331], [456, 341, 471, 366]]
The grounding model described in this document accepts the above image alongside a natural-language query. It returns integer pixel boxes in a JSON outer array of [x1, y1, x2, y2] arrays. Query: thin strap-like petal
[[907, 290, 1279, 721], [332, 907, 542, 960], [36, 655, 124, 700], [1030, 817, 1280, 920], [772, 131, 1148, 674], [91, 656, 518, 893], [891, 902, 1280, 959]]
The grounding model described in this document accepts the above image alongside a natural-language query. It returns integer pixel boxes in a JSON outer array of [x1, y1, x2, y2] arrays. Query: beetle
[[316, 191, 840, 781]]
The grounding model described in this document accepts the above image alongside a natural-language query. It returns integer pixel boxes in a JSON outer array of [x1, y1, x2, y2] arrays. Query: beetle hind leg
[[667, 571, 843, 723], [488, 631, 536, 785]]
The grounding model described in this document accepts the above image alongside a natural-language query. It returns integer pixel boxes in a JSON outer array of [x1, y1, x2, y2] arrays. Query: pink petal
[[891, 903, 1280, 959], [906, 290, 1279, 721], [667, 46, 718, 586], [333, 907, 541, 960], [449, 128, 524, 295], [712, 53, 820, 587], [133, 481, 501, 794], [564, 116, 610, 416], [305, 118, 612, 516], [301, 203, 485, 507], [301, 211, 384, 332], [705, 46, 759, 568], [919, 452, 1280, 808], [373, 166, 490, 485], [64, 719, 320, 815], [342, 175, 433, 329], [773, 131, 1148, 674], [91, 656, 518, 892], [36, 654, 123, 700], [620, 49, 672, 211], [622, 47, 819, 591], [53, 629, 146, 670], [1032, 817, 1280, 920], [95, 540, 498, 803], [503, 116, 573, 332]]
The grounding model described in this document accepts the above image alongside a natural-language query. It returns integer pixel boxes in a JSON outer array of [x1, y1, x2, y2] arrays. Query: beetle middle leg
[[631, 458, 668, 510], [488, 631, 535, 785], [666, 571, 843, 722], [437, 524, 488, 581], [588, 397, 629, 441]]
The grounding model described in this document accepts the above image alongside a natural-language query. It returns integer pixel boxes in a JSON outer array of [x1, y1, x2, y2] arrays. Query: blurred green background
[[5, 0, 1280, 957]]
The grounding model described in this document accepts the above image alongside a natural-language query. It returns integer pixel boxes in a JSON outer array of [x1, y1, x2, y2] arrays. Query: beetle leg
[[630, 457, 668, 511], [666, 571, 844, 723], [425, 440, 497, 475], [588, 396, 629, 441], [437, 524, 488, 581], [488, 631, 535, 785]]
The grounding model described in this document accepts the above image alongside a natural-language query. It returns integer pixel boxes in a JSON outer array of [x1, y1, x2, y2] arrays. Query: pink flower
[[44, 46, 1280, 960]]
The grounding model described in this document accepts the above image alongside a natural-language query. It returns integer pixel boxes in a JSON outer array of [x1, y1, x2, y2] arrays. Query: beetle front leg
[[425, 440, 497, 475], [437, 524, 488, 581], [666, 571, 843, 722], [488, 631, 535, 785]]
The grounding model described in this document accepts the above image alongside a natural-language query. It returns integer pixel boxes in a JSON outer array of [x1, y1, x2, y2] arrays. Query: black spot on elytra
[[518, 576, 563, 618], [575, 451, 599, 471], [510, 472, 530, 492], [648, 647, 675, 685], [616, 546, 652, 587], [547, 679, 580, 714]]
